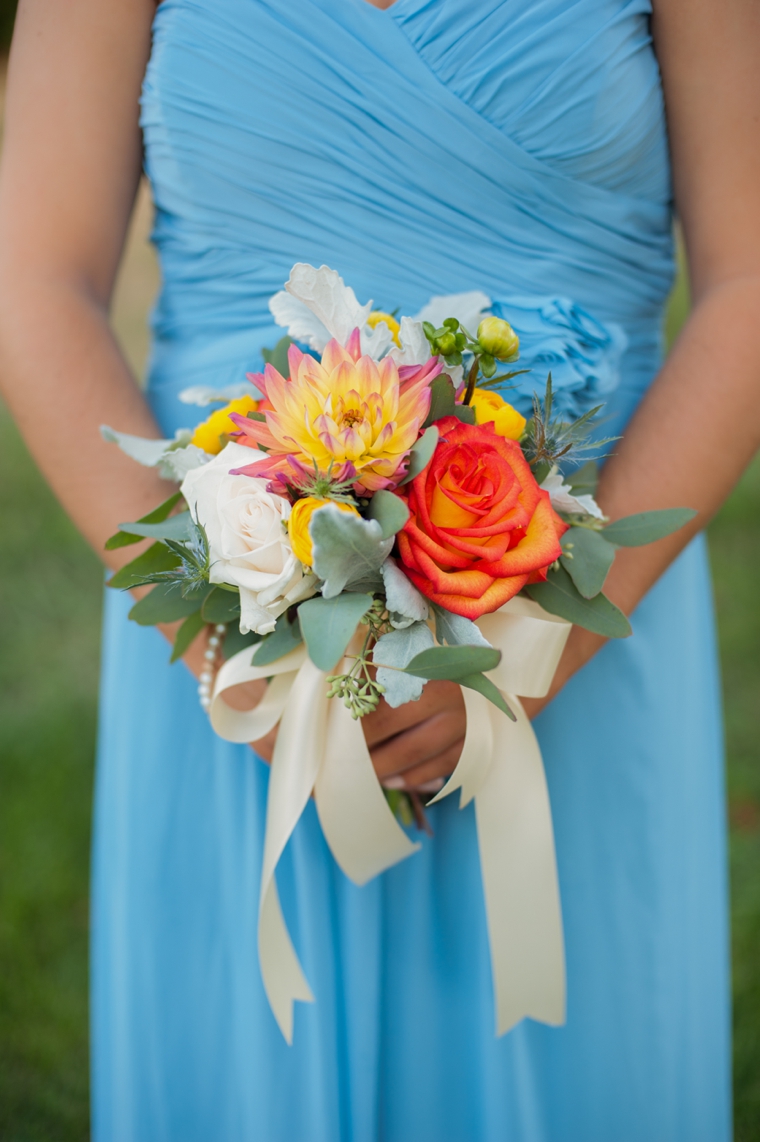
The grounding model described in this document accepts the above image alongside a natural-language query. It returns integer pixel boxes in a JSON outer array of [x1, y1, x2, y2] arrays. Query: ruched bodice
[[91, 6, 730, 1139], [141, 0, 674, 428]]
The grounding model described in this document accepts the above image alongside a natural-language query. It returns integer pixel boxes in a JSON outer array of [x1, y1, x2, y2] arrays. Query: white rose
[[180, 442, 317, 635], [540, 468, 605, 520]]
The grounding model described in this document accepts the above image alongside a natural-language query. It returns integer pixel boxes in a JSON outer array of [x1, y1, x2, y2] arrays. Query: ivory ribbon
[[210, 596, 570, 1041]]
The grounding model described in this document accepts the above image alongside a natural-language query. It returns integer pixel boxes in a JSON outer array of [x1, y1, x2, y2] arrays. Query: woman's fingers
[[367, 706, 465, 782], [362, 680, 465, 749], [380, 738, 464, 792]]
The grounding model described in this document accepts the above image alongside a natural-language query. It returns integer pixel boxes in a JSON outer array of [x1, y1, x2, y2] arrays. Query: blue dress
[[92, 1, 732, 1138]]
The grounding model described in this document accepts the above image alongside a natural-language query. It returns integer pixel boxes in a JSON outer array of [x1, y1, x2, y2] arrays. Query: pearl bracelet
[[198, 623, 227, 712]]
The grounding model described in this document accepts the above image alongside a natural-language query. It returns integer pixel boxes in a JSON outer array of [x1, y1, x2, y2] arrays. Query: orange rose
[[396, 417, 567, 618]]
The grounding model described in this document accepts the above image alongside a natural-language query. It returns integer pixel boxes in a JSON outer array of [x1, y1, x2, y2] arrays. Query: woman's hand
[[194, 635, 467, 791], [245, 676, 466, 794]]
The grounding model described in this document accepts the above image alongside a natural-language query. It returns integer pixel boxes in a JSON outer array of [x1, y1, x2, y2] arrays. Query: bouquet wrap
[[210, 596, 571, 1042]]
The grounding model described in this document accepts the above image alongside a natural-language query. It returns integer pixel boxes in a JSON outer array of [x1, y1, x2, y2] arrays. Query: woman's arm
[[0, 0, 166, 561], [520, 0, 760, 721], [0, 0, 466, 774], [382, 0, 760, 784]]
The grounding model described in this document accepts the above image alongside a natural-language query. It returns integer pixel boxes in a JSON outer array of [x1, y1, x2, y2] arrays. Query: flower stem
[[462, 356, 480, 406]]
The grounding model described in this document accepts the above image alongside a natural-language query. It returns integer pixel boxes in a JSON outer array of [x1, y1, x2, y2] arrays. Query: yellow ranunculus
[[476, 316, 520, 361], [288, 496, 360, 567], [190, 394, 260, 454], [469, 388, 527, 441], [367, 310, 401, 347]]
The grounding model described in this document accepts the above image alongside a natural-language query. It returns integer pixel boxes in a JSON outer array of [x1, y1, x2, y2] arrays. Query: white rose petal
[[540, 470, 605, 520], [180, 442, 317, 634]]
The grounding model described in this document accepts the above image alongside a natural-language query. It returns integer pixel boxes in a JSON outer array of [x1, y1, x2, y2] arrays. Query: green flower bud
[[477, 316, 520, 361], [436, 331, 458, 355]]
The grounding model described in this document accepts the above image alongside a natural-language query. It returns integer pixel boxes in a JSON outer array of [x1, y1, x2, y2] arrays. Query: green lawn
[[0, 259, 758, 1138]]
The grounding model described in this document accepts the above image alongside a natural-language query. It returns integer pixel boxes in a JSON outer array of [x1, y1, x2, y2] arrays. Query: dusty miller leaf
[[372, 622, 435, 708], [310, 505, 393, 599]]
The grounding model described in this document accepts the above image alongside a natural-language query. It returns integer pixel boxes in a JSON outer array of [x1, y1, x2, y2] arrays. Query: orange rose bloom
[[396, 417, 567, 618]]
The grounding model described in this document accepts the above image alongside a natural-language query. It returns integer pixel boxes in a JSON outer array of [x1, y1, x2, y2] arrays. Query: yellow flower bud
[[190, 394, 260, 455], [476, 316, 520, 361], [469, 388, 527, 441], [367, 311, 401, 347], [288, 497, 360, 566]]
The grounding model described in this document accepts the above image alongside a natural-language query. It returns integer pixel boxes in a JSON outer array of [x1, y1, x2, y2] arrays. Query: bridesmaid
[[0, 1, 758, 1139]]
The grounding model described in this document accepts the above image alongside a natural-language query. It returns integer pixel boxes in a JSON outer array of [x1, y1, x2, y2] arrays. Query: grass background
[[0, 24, 758, 1141]]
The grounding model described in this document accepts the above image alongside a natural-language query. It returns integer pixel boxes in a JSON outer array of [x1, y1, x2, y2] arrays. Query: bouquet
[[103, 264, 694, 1040]]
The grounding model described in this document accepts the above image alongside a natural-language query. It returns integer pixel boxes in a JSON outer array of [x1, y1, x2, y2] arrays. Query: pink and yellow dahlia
[[230, 329, 439, 493]]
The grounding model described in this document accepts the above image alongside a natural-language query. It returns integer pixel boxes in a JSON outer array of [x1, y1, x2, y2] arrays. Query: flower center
[[340, 409, 364, 428]]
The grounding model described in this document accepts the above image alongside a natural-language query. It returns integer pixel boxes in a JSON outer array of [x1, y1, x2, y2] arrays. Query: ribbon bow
[[210, 595, 570, 1043]]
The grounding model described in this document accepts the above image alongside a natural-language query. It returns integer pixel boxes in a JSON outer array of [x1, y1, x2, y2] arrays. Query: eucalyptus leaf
[[560, 526, 616, 599], [261, 335, 293, 378], [452, 403, 476, 425], [222, 624, 262, 661], [457, 672, 515, 720], [525, 565, 631, 638], [298, 593, 373, 672], [128, 582, 206, 626], [170, 610, 207, 663], [402, 644, 501, 681], [201, 586, 241, 624], [105, 492, 184, 550], [310, 505, 393, 598], [117, 513, 194, 543], [252, 611, 303, 667], [431, 604, 491, 648], [398, 426, 439, 486], [107, 542, 182, 589], [566, 459, 599, 496], [422, 375, 456, 427], [372, 621, 436, 707], [602, 508, 697, 547], [366, 490, 410, 539]]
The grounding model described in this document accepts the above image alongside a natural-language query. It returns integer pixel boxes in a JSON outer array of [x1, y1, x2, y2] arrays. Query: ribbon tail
[[315, 697, 419, 885], [427, 686, 494, 808], [257, 659, 328, 1041], [475, 694, 566, 1034]]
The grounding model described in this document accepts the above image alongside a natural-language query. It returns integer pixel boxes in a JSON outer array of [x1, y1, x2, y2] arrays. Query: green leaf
[[422, 375, 456, 427], [298, 592, 373, 672], [399, 426, 438, 486], [602, 508, 697, 547], [431, 605, 491, 648], [452, 403, 476, 424], [252, 611, 303, 667], [246, 410, 267, 422], [566, 459, 598, 496], [170, 610, 207, 663], [457, 672, 516, 720], [560, 526, 616, 599], [222, 624, 262, 660], [310, 505, 393, 598], [261, 335, 293, 378], [373, 621, 435, 706], [201, 586, 241, 624], [366, 490, 410, 539], [105, 492, 184, 550], [116, 513, 194, 543], [525, 565, 631, 638], [403, 643, 501, 680], [128, 582, 206, 626], [107, 542, 182, 589]]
